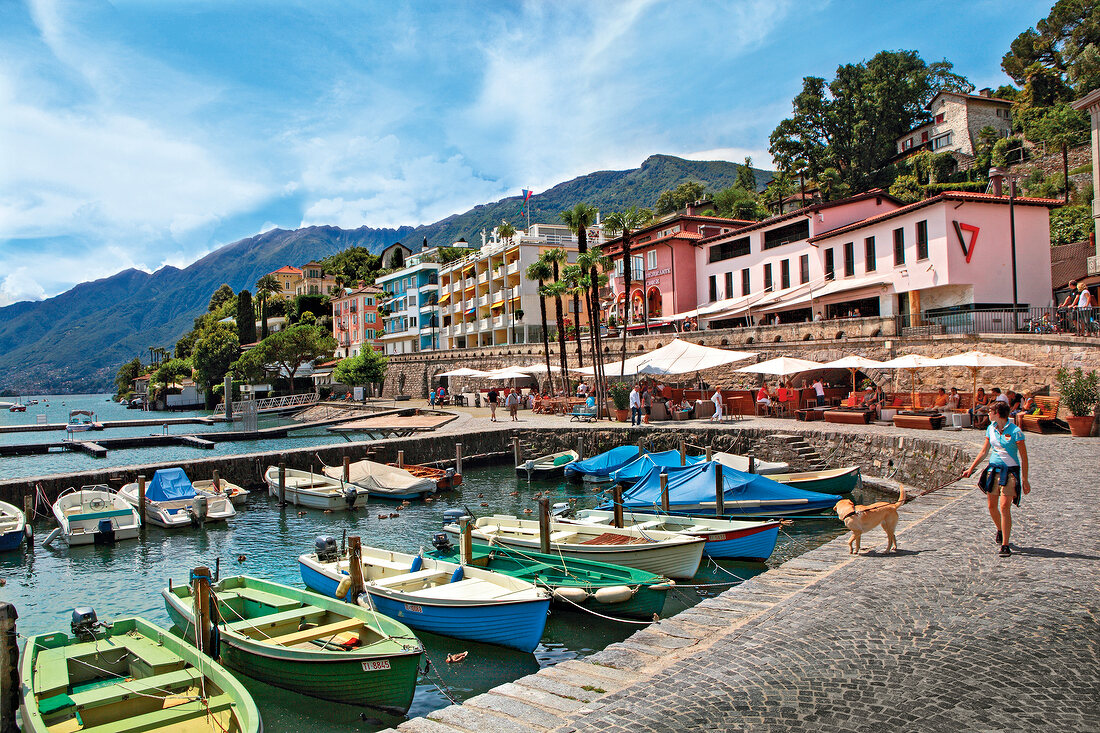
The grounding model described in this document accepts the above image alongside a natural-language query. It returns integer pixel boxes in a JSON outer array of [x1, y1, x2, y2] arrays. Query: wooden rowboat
[[20, 612, 261, 733], [516, 449, 579, 479], [164, 575, 423, 714], [768, 466, 861, 495], [322, 460, 436, 500], [263, 466, 368, 509], [444, 515, 705, 579]]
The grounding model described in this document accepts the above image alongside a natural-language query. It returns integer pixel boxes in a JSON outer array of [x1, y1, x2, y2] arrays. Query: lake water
[[2, 462, 849, 732], [0, 393, 371, 480]]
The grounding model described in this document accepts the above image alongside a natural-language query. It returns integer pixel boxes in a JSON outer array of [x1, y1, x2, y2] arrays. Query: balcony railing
[[895, 307, 1096, 336], [477, 272, 489, 284]]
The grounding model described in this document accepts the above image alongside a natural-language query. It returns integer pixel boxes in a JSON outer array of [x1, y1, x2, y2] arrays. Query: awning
[[462, 265, 475, 276], [756, 275, 892, 313], [491, 298, 505, 308], [437, 292, 451, 305], [464, 307, 476, 316]]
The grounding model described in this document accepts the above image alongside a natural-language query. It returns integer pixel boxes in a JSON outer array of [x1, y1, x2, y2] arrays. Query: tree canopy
[[114, 357, 143, 398], [1002, 0, 1100, 97], [191, 323, 240, 404], [236, 290, 256, 344], [320, 247, 383, 288], [208, 283, 235, 312], [232, 323, 336, 387], [653, 181, 706, 215], [333, 348, 388, 388]]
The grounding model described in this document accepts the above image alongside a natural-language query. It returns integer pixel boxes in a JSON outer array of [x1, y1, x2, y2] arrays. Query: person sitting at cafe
[[946, 387, 961, 412], [756, 385, 772, 412], [933, 388, 949, 412], [860, 386, 879, 410], [1010, 392, 1032, 418]]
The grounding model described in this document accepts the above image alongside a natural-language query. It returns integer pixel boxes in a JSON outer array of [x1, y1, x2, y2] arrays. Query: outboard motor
[[71, 607, 101, 639], [444, 467, 456, 479], [431, 532, 453, 553], [551, 502, 573, 518], [190, 494, 209, 527], [343, 487, 358, 508], [442, 508, 467, 527], [93, 519, 115, 545], [315, 535, 339, 563]]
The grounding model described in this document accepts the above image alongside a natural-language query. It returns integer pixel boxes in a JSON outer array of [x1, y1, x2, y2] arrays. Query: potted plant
[[608, 382, 631, 422], [1055, 367, 1099, 437]]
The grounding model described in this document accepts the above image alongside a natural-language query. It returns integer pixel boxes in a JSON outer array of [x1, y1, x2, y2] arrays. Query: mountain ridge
[[0, 154, 771, 393]]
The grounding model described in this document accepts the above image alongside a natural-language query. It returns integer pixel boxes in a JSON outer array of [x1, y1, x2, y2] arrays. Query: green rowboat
[[428, 542, 672, 619], [20, 613, 261, 733], [163, 575, 423, 714], [769, 466, 861, 495]]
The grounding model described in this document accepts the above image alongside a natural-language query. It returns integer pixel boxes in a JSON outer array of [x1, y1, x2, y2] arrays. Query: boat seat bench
[[370, 569, 451, 589], [79, 693, 236, 733], [68, 669, 202, 710], [225, 605, 326, 634], [223, 586, 304, 612], [266, 617, 363, 646]]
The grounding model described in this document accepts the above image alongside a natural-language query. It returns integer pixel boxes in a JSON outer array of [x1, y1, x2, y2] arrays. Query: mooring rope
[[534, 580, 655, 625]]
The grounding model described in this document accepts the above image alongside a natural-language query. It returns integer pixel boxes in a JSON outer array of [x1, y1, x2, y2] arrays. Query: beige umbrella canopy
[[437, 367, 492, 377], [820, 355, 886, 396], [736, 356, 825, 378], [878, 354, 943, 407], [932, 351, 1034, 403]]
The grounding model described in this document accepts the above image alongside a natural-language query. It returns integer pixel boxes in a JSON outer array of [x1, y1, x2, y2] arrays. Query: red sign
[[952, 221, 979, 263]]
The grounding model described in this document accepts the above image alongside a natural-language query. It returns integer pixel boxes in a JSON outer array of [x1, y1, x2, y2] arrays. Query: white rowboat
[[264, 466, 368, 510]]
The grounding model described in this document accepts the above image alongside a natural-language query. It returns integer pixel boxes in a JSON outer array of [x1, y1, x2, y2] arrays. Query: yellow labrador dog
[[834, 488, 906, 554]]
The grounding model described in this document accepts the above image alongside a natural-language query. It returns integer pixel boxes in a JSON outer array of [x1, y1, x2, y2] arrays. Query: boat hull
[[0, 500, 26, 551], [0, 529, 24, 551], [772, 466, 861, 495], [299, 559, 550, 653], [565, 510, 780, 561], [264, 468, 367, 509], [51, 489, 141, 546]]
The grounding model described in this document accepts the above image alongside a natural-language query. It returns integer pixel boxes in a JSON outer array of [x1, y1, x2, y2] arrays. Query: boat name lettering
[[403, 603, 423, 613], [362, 659, 392, 672]]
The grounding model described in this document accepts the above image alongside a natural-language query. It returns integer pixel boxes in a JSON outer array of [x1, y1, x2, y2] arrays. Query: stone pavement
[[384, 432, 1100, 733]]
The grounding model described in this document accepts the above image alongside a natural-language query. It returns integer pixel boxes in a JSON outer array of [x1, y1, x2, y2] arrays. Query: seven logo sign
[[952, 221, 980, 263]]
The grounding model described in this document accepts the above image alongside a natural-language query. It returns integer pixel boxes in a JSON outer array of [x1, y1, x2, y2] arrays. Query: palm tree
[[497, 220, 517, 244], [560, 204, 598, 369], [603, 207, 653, 379], [574, 249, 614, 416], [540, 249, 571, 395], [525, 258, 555, 390], [255, 274, 280, 340]]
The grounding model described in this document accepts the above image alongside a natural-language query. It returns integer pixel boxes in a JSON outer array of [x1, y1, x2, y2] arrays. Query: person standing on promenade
[[642, 385, 652, 425], [487, 385, 499, 422], [813, 377, 826, 407], [961, 401, 1030, 556], [506, 388, 520, 421], [711, 386, 724, 422], [629, 384, 643, 426]]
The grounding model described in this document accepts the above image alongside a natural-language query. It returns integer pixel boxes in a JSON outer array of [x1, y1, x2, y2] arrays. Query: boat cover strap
[[580, 533, 652, 546]]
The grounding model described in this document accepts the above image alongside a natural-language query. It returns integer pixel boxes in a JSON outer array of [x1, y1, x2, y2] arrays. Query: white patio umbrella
[[583, 338, 754, 378], [437, 367, 492, 377], [877, 354, 943, 407], [515, 363, 562, 373], [820, 355, 886, 396], [932, 351, 1033, 402], [484, 368, 534, 380], [736, 356, 825, 378]]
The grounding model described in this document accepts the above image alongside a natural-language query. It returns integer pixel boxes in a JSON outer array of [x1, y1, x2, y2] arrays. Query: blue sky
[[0, 0, 1053, 304]]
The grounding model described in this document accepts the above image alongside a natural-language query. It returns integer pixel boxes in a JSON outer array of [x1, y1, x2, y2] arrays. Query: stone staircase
[[769, 434, 828, 471]]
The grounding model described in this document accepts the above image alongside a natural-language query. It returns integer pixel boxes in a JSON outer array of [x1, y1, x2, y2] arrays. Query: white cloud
[[0, 267, 47, 306]]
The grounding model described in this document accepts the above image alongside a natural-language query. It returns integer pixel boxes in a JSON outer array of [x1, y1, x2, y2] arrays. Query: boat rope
[[192, 588, 208, 703], [68, 646, 205, 705], [535, 581, 655, 625], [418, 650, 460, 705], [209, 589, 277, 641]]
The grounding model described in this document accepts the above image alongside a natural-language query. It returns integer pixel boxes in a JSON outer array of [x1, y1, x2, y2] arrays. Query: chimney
[[988, 167, 1006, 197], [978, 88, 992, 98]]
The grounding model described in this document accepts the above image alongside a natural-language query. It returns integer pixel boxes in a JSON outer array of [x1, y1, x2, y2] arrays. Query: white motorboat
[[443, 514, 705, 579], [516, 450, 579, 479], [193, 476, 250, 506], [264, 466, 368, 509], [65, 409, 98, 433], [49, 486, 141, 546], [322, 459, 435, 500], [0, 500, 28, 551], [119, 468, 235, 528]]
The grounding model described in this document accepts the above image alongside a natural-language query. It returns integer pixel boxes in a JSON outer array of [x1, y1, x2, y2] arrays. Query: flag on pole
[[522, 189, 533, 202]]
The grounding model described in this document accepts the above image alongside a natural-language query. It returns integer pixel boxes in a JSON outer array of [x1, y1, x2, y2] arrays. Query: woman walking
[[961, 401, 1031, 556], [711, 387, 724, 422]]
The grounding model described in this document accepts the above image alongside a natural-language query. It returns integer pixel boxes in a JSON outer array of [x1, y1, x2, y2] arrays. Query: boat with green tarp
[[163, 575, 423, 714], [20, 610, 261, 733], [427, 534, 673, 619]]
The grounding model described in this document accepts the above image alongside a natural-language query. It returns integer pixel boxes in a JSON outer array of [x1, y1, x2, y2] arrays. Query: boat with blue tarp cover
[[564, 445, 641, 482], [119, 468, 235, 528], [611, 462, 843, 517], [609, 450, 707, 485]]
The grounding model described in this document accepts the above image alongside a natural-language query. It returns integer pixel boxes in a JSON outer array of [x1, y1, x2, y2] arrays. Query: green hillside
[[0, 155, 769, 393]]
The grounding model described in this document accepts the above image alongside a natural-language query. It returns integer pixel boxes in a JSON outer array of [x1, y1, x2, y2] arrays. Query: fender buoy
[[593, 585, 634, 604], [336, 577, 352, 598], [552, 587, 589, 604]]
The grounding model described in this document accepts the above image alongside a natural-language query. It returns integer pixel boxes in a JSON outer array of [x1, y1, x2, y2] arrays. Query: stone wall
[[384, 325, 1100, 411]]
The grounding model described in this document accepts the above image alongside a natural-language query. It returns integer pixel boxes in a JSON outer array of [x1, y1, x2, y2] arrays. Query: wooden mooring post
[[576, 435, 584, 460], [190, 566, 212, 657], [705, 445, 712, 461], [538, 498, 551, 554], [660, 472, 670, 512], [343, 456, 351, 483], [513, 437, 522, 467], [458, 518, 473, 565], [22, 496, 33, 545], [1, 603, 18, 733], [747, 452, 756, 474], [612, 486, 624, 529], [212, 470, 221, 491], [679, 439, 686, 466], [137, 475, 147, 534], [397, 450, 404, 468], [455, 443, 463, 476], [278, 462, 287, 506], [714, 463, 725, 517]]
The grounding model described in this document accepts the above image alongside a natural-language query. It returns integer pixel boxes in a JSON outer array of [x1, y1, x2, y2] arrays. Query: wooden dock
[[0, 415, 217, 434], [0, 433, 218, 458]]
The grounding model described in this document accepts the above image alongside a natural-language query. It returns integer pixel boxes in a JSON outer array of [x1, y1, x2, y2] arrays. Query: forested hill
[[0, 154, 769, 393]]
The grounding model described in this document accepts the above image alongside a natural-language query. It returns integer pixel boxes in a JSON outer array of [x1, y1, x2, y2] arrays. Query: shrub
[[1055, 368, 1100, 417], [608, 382, 631, 410]]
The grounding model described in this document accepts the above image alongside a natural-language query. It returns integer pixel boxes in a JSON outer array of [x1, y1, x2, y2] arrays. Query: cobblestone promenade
[[387, 430, 1100, 733]]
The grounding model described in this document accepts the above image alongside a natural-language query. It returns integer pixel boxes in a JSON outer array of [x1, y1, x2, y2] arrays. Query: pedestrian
[[1076, 282, 1094, 335], [711, 386, 724, 422], [642, 385, 652, 424], [812, 377, 826, 407], [961, 401, 1030, 556], [629, 384, 643, 426], [487, 385, 499, 422], [506, 388, 520, 421], [428, 388, 436, 408]]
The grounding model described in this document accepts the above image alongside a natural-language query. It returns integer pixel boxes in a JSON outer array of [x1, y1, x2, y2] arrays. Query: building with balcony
[[896, 88, 1014, 160], [270, 265, 304, 299], [376, 247, 457, 355], [600, 204, 752, 331], [331, 284, 383, 357], [1071, 87, 1100, 302], [266, 262, 337, 299], [435, 224, 584, 350], [689, 186, 1060, 328]]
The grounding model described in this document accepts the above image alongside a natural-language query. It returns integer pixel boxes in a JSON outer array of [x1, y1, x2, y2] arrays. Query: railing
[[895, 307, 1098, 336], [213, 392, 318, 417]]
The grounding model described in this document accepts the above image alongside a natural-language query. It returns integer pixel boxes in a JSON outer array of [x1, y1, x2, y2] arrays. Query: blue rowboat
[[564, 445, 642, 482], [609, 450, 707, 485], [558, 508, 780, 561], [299, 541, 551, 653], [0, 500, 27, 551], [612, 462, 842, 517]]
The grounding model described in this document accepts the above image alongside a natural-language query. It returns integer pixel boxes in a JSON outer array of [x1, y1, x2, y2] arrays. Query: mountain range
[[0, 154, 771, 393]]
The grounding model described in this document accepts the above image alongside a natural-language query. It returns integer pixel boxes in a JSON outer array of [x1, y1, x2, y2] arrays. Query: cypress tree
[[236, 289, 257, 344]]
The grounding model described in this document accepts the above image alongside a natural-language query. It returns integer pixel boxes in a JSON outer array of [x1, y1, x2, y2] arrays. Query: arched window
[[647, 287, 662, 318]]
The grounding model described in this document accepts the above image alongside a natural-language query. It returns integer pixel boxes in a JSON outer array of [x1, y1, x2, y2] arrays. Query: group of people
[[485, 386, 524, 422], [628, 380, 675, 425], [1058, 280, 1095, 335]]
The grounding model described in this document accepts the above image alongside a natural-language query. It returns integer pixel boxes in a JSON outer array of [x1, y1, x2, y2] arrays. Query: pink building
[[332, 284, 383, 357], [601, 207, 751, 329], [692, 189, 1060, 326]]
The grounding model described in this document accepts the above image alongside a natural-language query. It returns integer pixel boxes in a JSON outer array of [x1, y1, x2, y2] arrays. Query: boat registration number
[[362, 660, 391, 672], [403, 603, 423, 614]]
